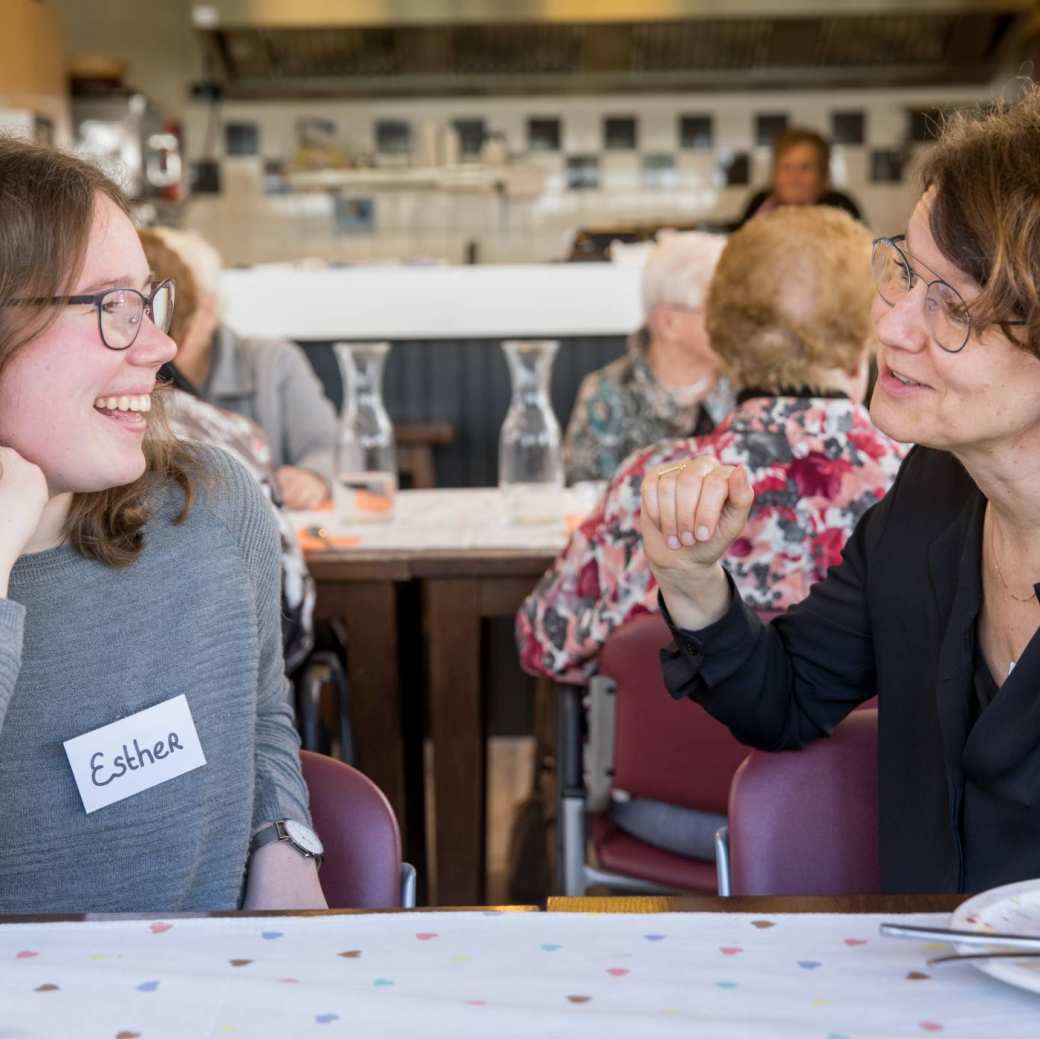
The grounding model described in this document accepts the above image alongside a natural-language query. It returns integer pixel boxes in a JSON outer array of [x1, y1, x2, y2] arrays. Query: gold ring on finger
[[656, 463, 687, 480]]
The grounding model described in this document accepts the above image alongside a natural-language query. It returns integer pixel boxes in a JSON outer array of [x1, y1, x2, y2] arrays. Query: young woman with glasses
[[0, 137, 327, 912], [641, 88, 1040, 894]]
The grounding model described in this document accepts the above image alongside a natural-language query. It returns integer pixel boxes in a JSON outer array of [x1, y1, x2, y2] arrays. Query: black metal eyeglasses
[[8, 279, 175, 351], [871, 236, 1024, 354]]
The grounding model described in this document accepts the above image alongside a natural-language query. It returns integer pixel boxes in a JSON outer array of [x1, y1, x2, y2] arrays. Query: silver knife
[[880, 922, 1040, 950]]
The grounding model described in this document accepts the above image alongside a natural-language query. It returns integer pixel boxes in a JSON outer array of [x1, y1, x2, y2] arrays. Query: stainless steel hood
[[192, 1, 1038, 97]]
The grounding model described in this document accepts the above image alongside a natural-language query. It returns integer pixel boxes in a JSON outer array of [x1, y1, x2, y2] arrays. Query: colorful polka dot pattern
[[0, 910, 1035, 1037]]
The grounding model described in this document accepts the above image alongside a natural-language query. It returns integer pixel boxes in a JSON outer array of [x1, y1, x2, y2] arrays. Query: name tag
[[63, 694, 207, 814]]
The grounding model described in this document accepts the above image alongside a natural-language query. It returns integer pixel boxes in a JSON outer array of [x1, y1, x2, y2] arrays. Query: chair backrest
[[299, 750, 403, 908], [598, 612, 750, 813], [727, 708, 880, 896]]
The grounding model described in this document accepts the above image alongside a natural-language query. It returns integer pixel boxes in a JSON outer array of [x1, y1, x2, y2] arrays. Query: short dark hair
[[920, 87, 1040, 357]]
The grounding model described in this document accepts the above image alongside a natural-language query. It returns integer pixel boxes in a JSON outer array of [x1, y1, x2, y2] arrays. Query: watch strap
[[250, 820, 324, 868]]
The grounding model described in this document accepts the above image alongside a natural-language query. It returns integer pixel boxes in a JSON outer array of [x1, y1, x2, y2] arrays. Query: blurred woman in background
[[739, 127, 862, 226]]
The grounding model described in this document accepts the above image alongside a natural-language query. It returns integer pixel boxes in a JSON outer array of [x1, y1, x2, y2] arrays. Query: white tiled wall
[[180, 83, 997, 266]]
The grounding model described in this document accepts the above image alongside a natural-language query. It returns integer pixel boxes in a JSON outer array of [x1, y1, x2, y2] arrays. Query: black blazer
[[661, 446, 1040, 894]]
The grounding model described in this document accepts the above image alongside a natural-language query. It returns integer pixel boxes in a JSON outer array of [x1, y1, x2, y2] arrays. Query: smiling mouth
[[94, 394, 152, 415], [886, 366, 929, 389]]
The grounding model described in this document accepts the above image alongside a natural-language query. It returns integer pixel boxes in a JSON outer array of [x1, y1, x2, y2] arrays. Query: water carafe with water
[[334, 341, 397, 523], [498, 339, 564, 524]]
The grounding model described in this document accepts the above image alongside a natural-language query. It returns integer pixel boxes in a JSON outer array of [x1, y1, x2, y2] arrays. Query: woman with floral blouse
[[518, 206, 907, 685]]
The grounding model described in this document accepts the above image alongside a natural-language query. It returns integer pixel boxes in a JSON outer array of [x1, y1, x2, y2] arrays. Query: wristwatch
[[250, 819, 324, 869]]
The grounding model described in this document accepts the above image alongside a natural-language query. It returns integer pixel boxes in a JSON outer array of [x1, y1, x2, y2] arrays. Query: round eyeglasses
[[871, 237, 1024, 354], [7, 279, 175, 351]]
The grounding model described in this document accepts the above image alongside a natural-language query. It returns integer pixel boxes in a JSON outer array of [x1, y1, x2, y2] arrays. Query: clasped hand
[[639, 456, 755, 625]]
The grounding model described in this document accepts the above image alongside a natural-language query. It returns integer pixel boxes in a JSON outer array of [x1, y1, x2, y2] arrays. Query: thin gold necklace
[[988, 519, 1038, 604]]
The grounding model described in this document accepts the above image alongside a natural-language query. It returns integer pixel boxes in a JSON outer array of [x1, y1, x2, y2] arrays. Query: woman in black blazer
[[641, 89, 1040, 894]]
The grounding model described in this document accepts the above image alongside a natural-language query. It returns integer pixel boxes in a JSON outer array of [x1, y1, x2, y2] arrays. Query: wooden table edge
[[546, 894, 969, 914], [0, 905, 541, 924]]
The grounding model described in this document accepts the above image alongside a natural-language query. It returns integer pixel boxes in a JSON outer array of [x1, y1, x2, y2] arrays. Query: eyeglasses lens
[[927, 282, 970, 352], [872, 241, 909, 306], [872, 240, 970, 353], [151, 282, 174, 335], [100, 289, 143, 350]]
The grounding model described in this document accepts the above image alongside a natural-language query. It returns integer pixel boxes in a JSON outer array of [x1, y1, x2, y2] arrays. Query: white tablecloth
[[1, 911, 1034, 1038], [293, 486, 600, 554]]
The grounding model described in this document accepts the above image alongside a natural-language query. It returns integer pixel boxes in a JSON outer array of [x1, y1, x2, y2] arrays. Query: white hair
[[641, 231, 728, 318], [149, 227, 223, 300]]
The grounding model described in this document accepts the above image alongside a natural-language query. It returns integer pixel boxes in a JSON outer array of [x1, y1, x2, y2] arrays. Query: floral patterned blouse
[[563, 335, 735, 484], [518, 393, 908, 684]]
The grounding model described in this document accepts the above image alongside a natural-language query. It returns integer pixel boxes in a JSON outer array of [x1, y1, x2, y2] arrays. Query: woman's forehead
[[77, 196, 149, 291], [905, 196, 981, 297], [777, 142, 821, 166]]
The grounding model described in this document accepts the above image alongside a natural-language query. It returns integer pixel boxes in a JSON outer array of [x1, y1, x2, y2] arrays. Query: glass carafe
[[334, 341, 397, 524], [498, 339, 564, 524]]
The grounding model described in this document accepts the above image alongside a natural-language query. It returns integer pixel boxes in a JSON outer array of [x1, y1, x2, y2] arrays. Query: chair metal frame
[[556, 678, 686, 897]]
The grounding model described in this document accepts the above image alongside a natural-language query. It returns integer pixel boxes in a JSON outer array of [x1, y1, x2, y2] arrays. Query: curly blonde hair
[[705, 206, 873, 391], [0, 137, 199, 568]]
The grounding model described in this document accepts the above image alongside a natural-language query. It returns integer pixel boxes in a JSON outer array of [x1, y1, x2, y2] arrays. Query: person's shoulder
[[235, 333, 305, 366], [167, 442, 276, 549], [587, 353, 634, 386], [820, 189, 863, 220], [739, 188, 770, 223], [573, 355, 633, 409], [872, 444, 976, 535]]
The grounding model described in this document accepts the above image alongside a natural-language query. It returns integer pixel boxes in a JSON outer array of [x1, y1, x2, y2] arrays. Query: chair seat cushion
[[609, 797, 725, 861], [590, 815, 718, 892]]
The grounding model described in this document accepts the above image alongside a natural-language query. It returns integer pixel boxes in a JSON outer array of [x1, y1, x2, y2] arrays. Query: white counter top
[[220, 263, 641, 340]]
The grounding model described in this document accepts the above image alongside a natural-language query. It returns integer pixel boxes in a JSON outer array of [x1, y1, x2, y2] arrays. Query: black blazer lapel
[[927, 491, 986, 787]]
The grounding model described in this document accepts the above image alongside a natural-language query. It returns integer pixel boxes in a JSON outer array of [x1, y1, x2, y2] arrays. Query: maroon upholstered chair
[[719, 708, 880, 896], [558, 611, 752, 895], [299, 750, 408, 908]]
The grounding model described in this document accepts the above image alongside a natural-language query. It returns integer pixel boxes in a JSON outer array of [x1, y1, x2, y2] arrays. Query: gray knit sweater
[[0, 446, 312, 912]]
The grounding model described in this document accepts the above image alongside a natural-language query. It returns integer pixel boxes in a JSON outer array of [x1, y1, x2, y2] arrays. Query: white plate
[[951, 878, 1040, 994]]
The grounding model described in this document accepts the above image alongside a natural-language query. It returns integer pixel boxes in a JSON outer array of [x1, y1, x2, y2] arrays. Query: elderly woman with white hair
[[141, 228, 338, 510], [563, 232, 733, 484]]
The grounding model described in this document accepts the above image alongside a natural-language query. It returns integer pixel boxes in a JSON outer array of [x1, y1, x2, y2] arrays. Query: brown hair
[[0, 136, 198, 568], [137, 229, 200, 347], [772, 127, 830, 182], [921, 86, 1040, 357], [705, 205, 873, 391]]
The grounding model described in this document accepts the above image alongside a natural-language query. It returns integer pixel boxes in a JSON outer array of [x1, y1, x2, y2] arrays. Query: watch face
[[284, 819, 324, 857]]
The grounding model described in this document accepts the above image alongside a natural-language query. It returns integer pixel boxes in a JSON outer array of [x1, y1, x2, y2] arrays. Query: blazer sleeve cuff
[[657, 571, 762, 700]]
